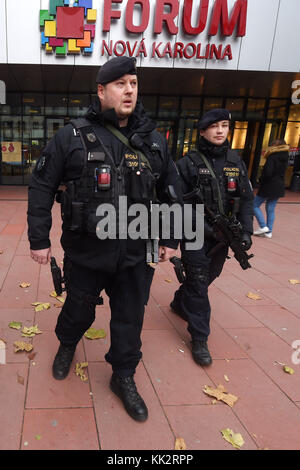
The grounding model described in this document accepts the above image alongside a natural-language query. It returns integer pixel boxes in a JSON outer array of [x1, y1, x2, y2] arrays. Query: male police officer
[[28, 57, 181, 422], [170, 109, 253, 366]]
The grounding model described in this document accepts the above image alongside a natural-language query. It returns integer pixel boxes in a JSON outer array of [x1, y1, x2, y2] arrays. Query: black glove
[[241, 232, 252, 251]]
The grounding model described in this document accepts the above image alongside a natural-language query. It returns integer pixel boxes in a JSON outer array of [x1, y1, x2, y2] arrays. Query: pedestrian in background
[[253, 139, 289, 239]]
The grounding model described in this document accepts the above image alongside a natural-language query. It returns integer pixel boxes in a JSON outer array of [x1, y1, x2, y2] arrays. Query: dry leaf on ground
[[164, 279, 172, 283], [289, 279, 300, 285], [14, 341, 33, 353], [19, 282, 31, 288], [32, 302, 51, 312], [22, 325, 42, 338], [283, 365, 295, 375], [84, 328, 106, 340], [203, 384, 238, 407], [75, 362, 88, 382], [246, 291, 262, 300], [174, 437, 187, 450], [9, 321, 22, 330], [221, 428, 244, 449]]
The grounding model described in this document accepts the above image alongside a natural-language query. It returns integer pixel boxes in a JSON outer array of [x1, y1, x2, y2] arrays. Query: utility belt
[[58, 120, 157, 236]]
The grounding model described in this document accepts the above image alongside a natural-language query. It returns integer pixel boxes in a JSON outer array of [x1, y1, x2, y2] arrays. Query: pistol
[[50, 257, 65, 296]]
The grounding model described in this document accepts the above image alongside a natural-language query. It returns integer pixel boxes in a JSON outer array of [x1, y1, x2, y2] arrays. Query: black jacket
[[27, 100, 182, 271], [176, 138, 253, 235], [257, 146, 289, 199]]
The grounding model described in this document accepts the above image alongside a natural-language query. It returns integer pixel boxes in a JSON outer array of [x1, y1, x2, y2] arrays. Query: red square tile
[[56, 7, 84, 39], [21, 408, 99, 450]]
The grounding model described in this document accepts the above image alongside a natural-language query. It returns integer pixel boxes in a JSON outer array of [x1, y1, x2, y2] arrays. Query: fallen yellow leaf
[[55, 296, 65, 304], [75, 362, 88, 382], [9, 321, 22, 330], [164, 279, 172, 283], [283, 365, 295, 375], [246, 291, 262, 300], [19, 282, 31, 288], [50, 291, 57, 298], [14, 341, 33, 353], [224, 374, 229, 382], [289, 279, 300, 285], [221, 428, 244, 449], [33, 302, 51, 312], [22, 325, 42, 337], [174, 437, 187, 450], [203, 384, 238, 407], [84, 328, 106, 340]]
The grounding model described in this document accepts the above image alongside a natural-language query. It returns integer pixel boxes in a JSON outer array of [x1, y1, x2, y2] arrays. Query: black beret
[[96, 57, 137, 85], [198, 108, 231, 130]]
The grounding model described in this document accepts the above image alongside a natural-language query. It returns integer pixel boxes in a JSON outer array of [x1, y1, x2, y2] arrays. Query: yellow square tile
[[87, 9, 97, 23], [68, 39, 81, 53], [44, 20, 56, 38]]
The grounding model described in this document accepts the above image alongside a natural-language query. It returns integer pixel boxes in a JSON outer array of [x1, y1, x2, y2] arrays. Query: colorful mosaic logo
[[40, 0, 96, 56]]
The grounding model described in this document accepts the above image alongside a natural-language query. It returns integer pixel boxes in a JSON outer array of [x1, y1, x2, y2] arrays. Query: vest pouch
[[70, 201, 86, 232], [128, 166, 155, 204]]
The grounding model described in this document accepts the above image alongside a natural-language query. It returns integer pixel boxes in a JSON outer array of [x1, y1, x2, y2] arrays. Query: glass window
[[0, 93, 22, 115], [203, 97, 223, 113], [140, 95, 157, 117], [285, 122, 300, 148], [45, 94, 68, 116], [23, 93, 44, 115], [46, 118, 65, 141], [158, 96, 179, 118], [267, 100, 288, 120], [225, 98, 245, 120], [288, 104, 300, 122], [181, 97, 201, 117], [246, 99, 266, 119], [68, 94, 90, 117], [231, 121, 248, 150], [22, 116, 44, 140]]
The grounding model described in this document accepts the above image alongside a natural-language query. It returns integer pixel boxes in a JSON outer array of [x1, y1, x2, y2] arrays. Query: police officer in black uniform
[[27, 57, 181, 422], [170, 109, 253, 367]]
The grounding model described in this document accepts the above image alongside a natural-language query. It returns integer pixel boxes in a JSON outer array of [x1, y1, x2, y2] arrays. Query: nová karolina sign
[[41, 0, 248, 61], [102, 0, 247, 60]]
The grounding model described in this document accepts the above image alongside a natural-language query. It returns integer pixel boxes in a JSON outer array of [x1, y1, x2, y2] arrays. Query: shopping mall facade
[[0, 0, 300, 186]]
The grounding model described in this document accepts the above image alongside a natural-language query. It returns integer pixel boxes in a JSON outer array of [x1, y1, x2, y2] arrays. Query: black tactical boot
[[191, 340, 212, 366], [110, 374, 148, 422], [170, 300, 187, 321], [52, 344, 76, 380]]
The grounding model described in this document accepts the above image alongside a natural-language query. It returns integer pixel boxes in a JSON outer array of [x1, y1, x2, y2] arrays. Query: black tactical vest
[[188, 150, 249, 216], [59, 118, 158, 236]]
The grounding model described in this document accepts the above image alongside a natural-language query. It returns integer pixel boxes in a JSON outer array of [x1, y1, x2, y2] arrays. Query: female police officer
[[170, 109, 253, 367], [28, 57, 181, 422]]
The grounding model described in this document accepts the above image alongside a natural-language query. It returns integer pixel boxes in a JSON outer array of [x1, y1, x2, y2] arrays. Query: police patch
[[223, 167, 240, 177], [125, 153, 139, 168]]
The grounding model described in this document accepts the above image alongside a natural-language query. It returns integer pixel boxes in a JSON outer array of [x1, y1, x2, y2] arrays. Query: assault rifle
[[205, 206, 254, 270]]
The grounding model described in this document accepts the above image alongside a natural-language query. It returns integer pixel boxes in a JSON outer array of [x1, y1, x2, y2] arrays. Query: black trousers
[[173, 240, 228, 341], [55, 260, 152, 377]]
